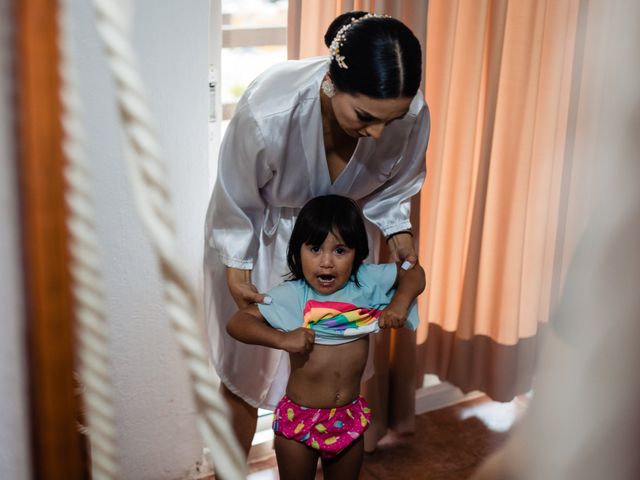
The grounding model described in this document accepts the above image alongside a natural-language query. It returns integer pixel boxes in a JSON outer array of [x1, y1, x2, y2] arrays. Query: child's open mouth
[[317, 274, 335, 286]]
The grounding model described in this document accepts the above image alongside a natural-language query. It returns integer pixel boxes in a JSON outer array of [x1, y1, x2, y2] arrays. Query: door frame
[[15, 0, 87, 478]]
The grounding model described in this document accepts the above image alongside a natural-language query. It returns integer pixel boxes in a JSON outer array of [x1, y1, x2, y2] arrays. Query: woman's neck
[[320, 89, 352, 150]]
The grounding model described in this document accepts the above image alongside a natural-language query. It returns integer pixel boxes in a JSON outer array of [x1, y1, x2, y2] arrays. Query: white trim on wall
[[416, 383, 483, 415]]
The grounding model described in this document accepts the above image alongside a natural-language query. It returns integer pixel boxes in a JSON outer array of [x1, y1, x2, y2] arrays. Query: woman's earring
[[322, 79, 336, 98]]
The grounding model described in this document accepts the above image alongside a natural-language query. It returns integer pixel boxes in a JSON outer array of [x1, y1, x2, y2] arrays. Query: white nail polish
[[263, 296, 273, 305], [401, 260, 412, 271]]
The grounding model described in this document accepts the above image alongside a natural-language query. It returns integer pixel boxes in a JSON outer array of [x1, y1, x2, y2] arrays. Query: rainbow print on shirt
[[302, 300, 381, 336]]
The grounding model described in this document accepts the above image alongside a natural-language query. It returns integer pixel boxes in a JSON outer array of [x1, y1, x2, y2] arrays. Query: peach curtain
[[417, 0, 588, 401], [287, 0, 430, 451], [469, 1, 640, 476]]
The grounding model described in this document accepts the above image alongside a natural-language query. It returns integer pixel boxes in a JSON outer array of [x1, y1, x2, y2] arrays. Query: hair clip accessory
[[329, 13, 387, 69], [321, 78, 336, 97]]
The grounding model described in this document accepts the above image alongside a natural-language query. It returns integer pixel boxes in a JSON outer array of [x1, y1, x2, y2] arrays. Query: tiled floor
[[245, 394, 528, 479]]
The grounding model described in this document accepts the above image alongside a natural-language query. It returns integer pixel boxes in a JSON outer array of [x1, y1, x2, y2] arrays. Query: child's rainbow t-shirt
[[257, 263, 419, 345]]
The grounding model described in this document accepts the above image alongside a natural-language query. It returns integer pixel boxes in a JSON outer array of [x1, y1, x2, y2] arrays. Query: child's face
[[300, 230, 355, 294]]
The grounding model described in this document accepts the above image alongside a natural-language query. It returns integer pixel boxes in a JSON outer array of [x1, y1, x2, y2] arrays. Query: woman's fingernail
[[401, 260, 412, 271], [263, 296, 273, 305]]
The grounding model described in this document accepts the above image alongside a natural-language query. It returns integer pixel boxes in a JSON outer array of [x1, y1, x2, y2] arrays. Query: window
[[221, 0, 288, 124]]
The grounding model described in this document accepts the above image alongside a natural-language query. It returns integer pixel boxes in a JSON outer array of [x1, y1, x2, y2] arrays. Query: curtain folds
[[417, 0, 586, 400]]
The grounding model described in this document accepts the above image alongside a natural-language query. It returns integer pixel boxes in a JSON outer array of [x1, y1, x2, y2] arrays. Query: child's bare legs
[[274, 431, 364, 479], [321, 436, 364, 480], [220, 383, 257, 457], [274, 436, 319, 480]]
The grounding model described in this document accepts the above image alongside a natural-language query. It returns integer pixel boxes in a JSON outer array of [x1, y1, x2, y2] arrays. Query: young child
[[226, 195, 425, 480]]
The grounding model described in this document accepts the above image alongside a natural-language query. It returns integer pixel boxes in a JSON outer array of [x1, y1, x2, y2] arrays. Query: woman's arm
[[207, 102, 271, 266], [207, 101, 273, 307], [361, 102, 430, 269], [227, 304, 315, 354], [226, 267, 268, 308], [386, 231, 417, 267], [378, 262, 426, 329]]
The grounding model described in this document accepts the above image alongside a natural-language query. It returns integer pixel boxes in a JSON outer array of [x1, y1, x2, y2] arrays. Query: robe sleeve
[[361, 103, 430, 237], [207, 98, 273, 269]]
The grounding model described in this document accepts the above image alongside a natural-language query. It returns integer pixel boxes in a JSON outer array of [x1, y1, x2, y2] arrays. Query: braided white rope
[[91, 1, 245, 478], [59, 1, 119, 479]]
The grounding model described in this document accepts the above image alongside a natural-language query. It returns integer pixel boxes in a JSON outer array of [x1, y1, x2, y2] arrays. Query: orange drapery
[[417, 0, 587, 400], [470, 1, 640, 476]]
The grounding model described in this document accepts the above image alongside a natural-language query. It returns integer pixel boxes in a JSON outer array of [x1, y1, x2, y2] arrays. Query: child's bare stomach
[[285, 337, 369, 409]]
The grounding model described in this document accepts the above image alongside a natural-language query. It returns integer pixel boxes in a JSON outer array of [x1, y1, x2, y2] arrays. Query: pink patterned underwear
[[272, 395, 371, 458]]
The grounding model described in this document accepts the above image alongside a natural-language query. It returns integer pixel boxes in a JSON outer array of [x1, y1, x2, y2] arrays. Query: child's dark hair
[[287, 195, 369, 285], [324, 11, 422, 99]]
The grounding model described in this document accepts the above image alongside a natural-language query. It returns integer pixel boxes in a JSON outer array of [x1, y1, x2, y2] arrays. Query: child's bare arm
[[227, 304, 315, 354], [378, 262, 426, 329]]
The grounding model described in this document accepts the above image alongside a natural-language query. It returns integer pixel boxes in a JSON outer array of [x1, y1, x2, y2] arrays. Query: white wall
[[0, 0, 32, 478], [68, 0, 212, 478], [0, 1, 213, 477]]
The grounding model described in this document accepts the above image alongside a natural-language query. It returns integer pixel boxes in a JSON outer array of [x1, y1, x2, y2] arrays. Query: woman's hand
[[225, 267, 267, 308], [387, 231, 417, 269], [280, 328, 315, 354]]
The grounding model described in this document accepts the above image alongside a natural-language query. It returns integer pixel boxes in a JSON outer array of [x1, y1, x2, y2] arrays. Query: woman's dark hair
[[287, 195, 369, 285], [324, 11, 422, 98]]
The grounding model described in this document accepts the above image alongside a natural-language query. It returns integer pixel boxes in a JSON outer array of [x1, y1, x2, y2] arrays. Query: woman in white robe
[[204, 11, 430, 455]]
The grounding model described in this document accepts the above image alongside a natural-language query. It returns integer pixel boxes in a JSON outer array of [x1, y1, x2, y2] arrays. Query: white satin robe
[[204, 56, 430, 409]]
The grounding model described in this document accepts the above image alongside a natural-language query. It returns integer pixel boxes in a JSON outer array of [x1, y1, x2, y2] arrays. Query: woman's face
[[300, 230, 355, 294], [330, 91, 413, 139]]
